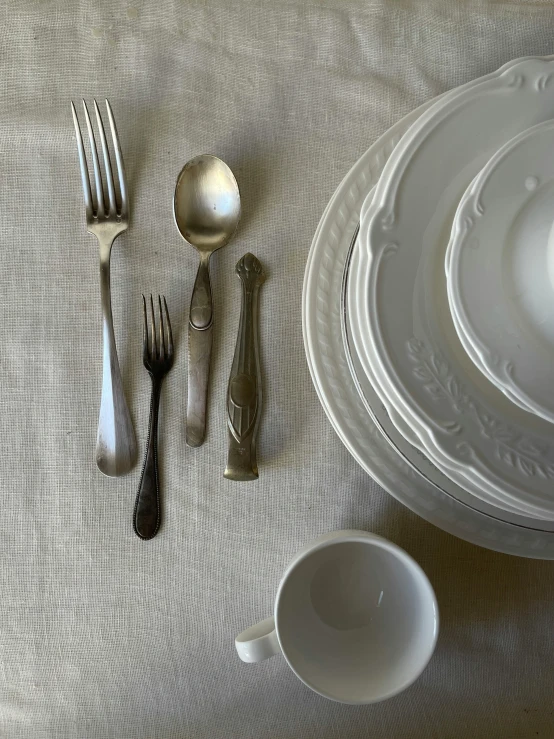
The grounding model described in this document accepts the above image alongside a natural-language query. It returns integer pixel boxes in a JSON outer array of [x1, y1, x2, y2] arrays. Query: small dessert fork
[[133, 296, 174, 540]]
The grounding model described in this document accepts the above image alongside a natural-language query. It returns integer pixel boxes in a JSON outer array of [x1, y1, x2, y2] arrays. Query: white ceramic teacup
[[235, 530, 438, 704]]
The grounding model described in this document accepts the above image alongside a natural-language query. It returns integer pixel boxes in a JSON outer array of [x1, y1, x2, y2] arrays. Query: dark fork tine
[[142, 294, 149, 360], [158, 296, 166, 361], [149, 294, 158, 359], [163, 296, 173, 359]]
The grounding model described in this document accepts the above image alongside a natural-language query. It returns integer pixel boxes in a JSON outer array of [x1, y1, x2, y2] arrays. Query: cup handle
[[235, 617, 280, 663]]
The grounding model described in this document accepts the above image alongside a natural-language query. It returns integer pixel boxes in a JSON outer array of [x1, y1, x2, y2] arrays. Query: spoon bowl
[[174, 154, 241, 253]]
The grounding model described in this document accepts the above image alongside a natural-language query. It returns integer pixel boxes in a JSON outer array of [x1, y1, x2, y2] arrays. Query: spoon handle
[[187, 322, 213, 447], [224, 253, 265, 481], [189, 256, 213, 330], [187, 255, 214, 446]]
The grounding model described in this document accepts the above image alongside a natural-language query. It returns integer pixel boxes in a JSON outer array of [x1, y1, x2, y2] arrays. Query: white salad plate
[[359, 56, 554, 518], [303, 89, 554, 557], [447, 120, 554, 426]]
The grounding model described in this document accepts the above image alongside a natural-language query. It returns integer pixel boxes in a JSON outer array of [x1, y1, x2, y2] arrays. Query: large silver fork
[[72, 99, 137, 476]]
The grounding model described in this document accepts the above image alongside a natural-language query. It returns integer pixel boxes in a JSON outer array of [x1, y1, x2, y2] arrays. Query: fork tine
[[71, 102, 93, 219], [163, 296, 173, 358], [105, 99, 128, 218], [142, 294, 149, 360], [82, 100, 104, 219], [158, 296, 166, 360], [150, 294, 158, 359], [94, 99, 117, 217]]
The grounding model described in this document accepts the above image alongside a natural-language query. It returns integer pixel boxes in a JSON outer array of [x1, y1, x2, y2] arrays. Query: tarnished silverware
[[173, 155, 241, 447], [133, 295, 174, 540], [224, 253, 265, 481], [71, 99, 137, 476]]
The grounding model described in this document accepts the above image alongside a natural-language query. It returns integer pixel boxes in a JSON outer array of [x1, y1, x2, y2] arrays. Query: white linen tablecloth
[[3, 1, 554, 736]]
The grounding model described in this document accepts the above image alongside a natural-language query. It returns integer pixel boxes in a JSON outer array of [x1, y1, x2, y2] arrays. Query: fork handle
[[97, 254, 137, 476], [133, 377, 163, 540]]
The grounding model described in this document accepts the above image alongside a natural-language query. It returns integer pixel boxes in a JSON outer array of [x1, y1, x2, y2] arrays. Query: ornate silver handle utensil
[[224, 253, 265, 481]]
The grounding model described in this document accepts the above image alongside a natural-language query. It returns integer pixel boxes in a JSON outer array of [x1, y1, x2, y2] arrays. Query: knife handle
[[224, 253, 265, 481]]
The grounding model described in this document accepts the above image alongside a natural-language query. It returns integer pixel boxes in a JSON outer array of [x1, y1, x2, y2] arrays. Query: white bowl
[[447, 119, 554, 425]]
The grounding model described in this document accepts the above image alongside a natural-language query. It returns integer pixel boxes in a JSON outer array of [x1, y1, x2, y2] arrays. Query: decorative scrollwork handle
[[224, 253, 265, 480]]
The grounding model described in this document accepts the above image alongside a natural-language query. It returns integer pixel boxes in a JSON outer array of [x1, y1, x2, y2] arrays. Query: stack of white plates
[[303, 56, 554, 558]]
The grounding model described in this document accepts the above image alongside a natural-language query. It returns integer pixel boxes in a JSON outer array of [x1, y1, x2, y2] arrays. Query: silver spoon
[[174, 154, 241, 447]]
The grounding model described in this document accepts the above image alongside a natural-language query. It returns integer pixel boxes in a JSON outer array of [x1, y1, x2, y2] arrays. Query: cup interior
[[276, 536, 438, 703]]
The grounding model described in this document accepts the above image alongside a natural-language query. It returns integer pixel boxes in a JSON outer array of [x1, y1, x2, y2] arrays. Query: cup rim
[[273, 529, 439, 704]]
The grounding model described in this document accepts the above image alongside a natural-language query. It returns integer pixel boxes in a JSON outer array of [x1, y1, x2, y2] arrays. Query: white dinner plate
[[303, 90, 554, 557], [447, 120, 554, 425], [347, 221, 554, 529], [349, 192, 547, 520], [359, 56, 554, 517]]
